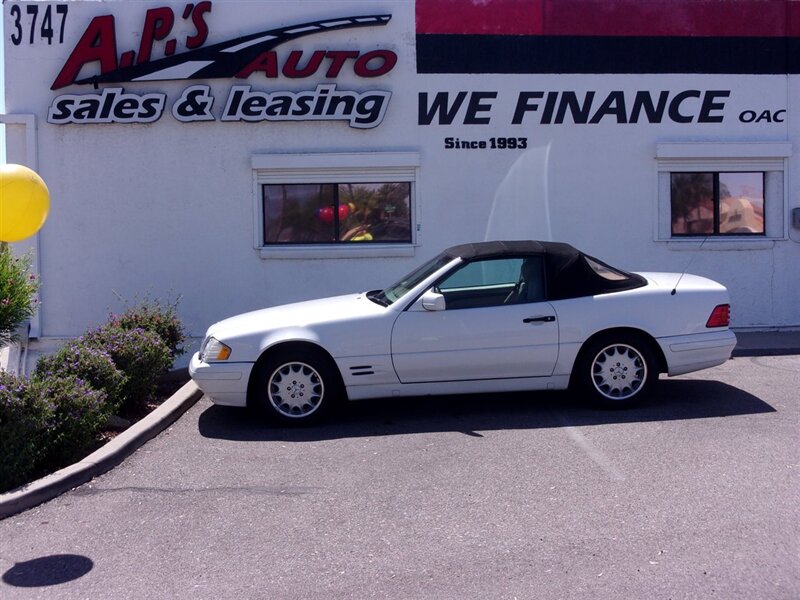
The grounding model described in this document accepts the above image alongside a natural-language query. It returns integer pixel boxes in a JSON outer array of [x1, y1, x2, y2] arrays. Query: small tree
[[0, 244, 39, 346]]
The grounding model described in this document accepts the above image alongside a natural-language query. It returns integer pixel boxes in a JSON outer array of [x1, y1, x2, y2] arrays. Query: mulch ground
[[97, 371, 189, 443]]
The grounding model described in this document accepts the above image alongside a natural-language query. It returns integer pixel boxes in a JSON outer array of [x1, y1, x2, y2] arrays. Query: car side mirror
[[420, 290, 446, 311]]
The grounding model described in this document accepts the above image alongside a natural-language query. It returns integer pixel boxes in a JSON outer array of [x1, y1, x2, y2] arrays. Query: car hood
[[206, 293, 386, 340]]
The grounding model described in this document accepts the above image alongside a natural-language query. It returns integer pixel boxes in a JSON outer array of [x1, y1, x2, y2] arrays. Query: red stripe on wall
[[416, 0, 800, 37]]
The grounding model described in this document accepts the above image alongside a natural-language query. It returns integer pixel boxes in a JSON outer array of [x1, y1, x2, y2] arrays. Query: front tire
[[251, 348, 341, 424], [576, 334, 657, 408]]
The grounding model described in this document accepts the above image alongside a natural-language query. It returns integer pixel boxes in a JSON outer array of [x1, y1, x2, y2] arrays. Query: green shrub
[[109, 297, 186, 358], [33, 340, 126, 413], [30, 375, 108, 471], [83, 325, 172, 412], [1, 373, 108, 492], [0, 294, 186, 492], [0, 246, 39, 346], [0, 373, 52, 493]]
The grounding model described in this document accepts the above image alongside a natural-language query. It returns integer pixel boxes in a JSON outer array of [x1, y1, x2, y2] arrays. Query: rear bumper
[[657, 330, 737, 376], [189, 352, 252, 407]]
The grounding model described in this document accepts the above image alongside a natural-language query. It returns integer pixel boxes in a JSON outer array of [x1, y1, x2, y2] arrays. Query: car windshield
[[371, 253, 455, 305]]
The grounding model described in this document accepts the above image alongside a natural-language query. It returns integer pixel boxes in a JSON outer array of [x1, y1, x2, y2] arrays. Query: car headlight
[[200, 337, 232, 362]]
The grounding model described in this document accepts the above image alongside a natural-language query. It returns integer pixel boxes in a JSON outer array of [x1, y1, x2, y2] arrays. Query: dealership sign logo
[[48, 4, 395, 128]]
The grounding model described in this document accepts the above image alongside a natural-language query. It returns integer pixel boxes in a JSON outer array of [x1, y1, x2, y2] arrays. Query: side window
[[437, 256, 544, 309]]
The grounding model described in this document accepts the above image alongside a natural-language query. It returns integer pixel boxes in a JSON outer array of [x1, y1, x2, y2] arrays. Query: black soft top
[[443, 240, 647, 300]]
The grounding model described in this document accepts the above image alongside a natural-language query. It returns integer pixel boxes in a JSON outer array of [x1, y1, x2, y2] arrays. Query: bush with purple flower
[[0, 373, 51, 492], [30, 376, 108, 472], [33, 340, 125, 413], [108, 296, 186, 359], [82, 325, 172, 412], [0, 373, 106, 492], [1, 296, 185, 493]]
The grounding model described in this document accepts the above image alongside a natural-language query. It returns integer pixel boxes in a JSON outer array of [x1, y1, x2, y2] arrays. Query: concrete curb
[[732, 347, 800, 357], [0, 380, 203, 520], [731, 330, 800, 358]]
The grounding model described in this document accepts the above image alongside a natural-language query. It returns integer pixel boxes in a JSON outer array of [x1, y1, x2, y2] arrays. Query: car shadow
[[197, 378, 775, 443]]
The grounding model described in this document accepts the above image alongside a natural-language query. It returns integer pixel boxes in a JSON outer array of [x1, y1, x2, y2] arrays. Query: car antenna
[[671, 236, 709, 295]]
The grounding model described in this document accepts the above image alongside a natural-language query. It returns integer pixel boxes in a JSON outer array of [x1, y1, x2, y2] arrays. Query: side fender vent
[[350, 365, 375, 376]]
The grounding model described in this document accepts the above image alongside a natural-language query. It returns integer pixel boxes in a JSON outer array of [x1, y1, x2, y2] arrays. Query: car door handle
[[523, 315, 556, 323]]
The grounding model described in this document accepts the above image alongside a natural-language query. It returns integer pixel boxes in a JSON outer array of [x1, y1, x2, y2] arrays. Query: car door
[[391, 256, 559, 383]]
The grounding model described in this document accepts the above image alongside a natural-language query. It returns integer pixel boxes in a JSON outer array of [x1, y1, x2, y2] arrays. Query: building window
[[263, 182, 412, 244], [670, 172, 765, 236], [655, 143, 790, 243], [252, 152, 419, 258]]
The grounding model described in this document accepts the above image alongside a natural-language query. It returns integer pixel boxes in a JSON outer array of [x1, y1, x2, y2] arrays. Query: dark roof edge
[[444, 240, 578, 260]]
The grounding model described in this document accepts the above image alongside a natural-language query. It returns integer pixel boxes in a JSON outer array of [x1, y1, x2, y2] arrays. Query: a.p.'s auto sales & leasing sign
[[45, 2, 396, 128]]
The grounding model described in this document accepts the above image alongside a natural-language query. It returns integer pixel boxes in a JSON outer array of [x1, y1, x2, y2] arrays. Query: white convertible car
[[190, 241, 736, 423]]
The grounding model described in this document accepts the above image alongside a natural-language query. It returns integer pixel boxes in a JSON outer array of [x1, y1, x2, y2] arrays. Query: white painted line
[[563, 425, 627, 482], [222, 35, 278, 53], [321, 20, 354, 28], [284, 26, 320, 34], [133, 61, 215, 81]]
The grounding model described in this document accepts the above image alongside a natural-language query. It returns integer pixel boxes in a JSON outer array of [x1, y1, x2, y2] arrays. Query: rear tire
[[575, 334, 657, 408], [251, 347, 341, 425]]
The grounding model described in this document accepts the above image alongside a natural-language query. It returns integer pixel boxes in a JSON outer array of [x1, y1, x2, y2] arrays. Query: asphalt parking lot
[[1, 354, 798, 599]]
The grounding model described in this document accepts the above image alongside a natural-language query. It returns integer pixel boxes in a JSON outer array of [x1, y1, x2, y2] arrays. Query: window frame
[[655, 142, 791, 247], [253, 152, 420, 259]]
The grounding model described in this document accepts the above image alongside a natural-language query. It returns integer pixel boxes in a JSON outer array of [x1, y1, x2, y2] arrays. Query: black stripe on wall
[[416, 34, 800, 74]]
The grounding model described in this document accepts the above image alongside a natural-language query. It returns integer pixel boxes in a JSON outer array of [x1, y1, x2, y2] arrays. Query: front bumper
[[189, 352, 253, 407], [657, 329, 737, 377]]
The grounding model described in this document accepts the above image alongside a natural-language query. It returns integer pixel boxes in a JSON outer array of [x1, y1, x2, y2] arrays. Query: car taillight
[[706, 304, 730, 328]]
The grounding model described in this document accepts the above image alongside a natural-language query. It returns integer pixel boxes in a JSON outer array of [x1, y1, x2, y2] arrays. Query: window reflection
[[671, 173, 714, 235], [263, 182, 412, 244], [670, 172, 764, 236], [719, 173, 764, 234]]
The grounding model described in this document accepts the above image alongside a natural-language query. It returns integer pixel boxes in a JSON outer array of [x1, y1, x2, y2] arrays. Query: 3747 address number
[[444, 137, 529, 150], [9, 3, 68, 45]]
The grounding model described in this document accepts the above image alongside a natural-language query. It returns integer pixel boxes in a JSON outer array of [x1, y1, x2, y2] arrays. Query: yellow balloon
[[0, 164, 50, 242]]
